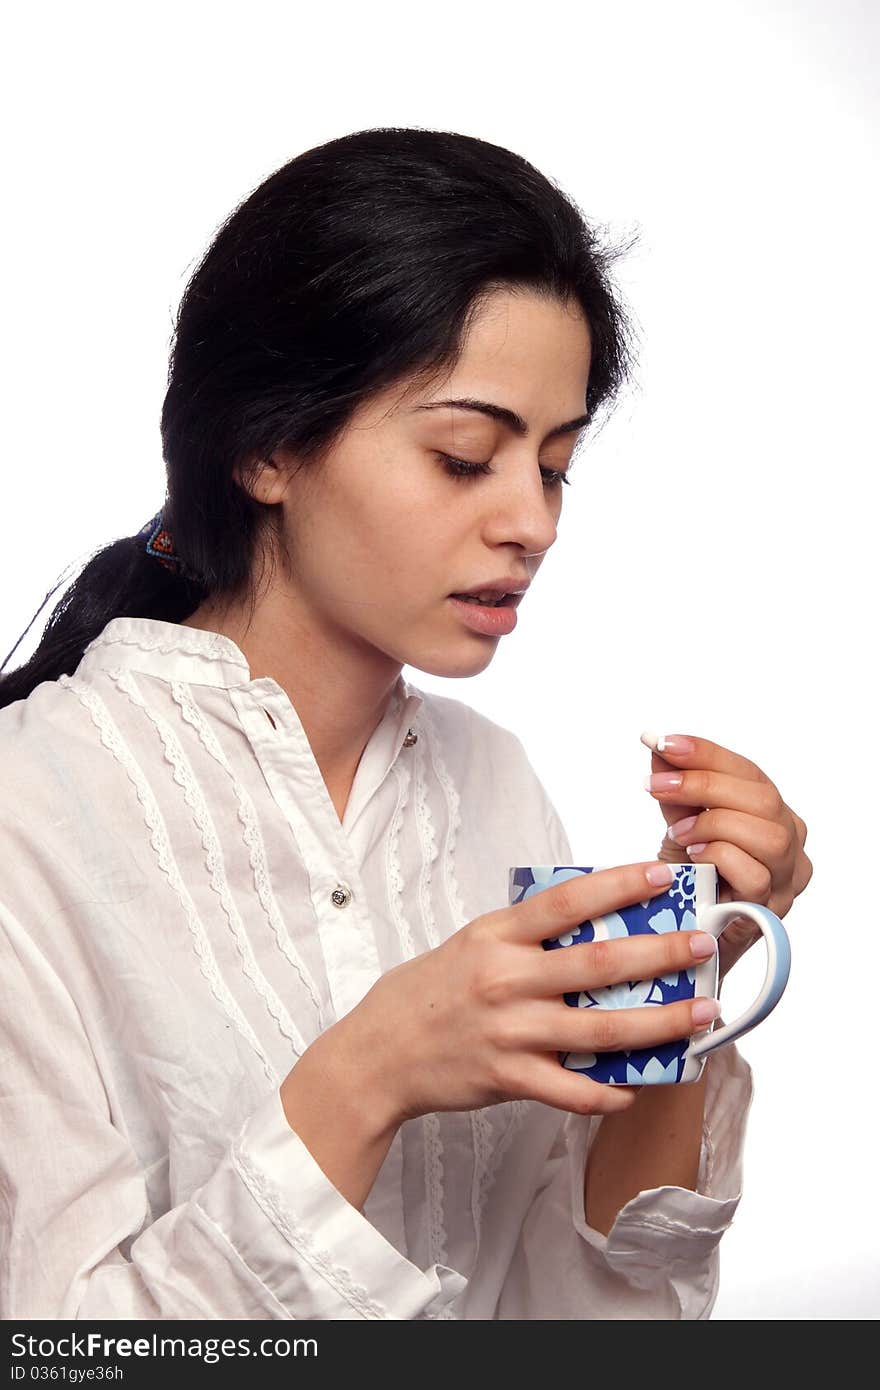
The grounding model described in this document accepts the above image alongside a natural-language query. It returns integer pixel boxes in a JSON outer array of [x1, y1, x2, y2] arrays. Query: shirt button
[[330, 884, 352, 908]]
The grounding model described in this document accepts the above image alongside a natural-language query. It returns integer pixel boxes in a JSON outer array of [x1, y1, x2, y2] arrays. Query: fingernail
[[668, 814, 699, 842], [692, 997, 722, 1027], [689, 932, 718, 959], [659, 735, 695, 754], [687, 842, 708, 855], [639, 732, 695, 755], [645, 862, 675, 886], [645, 773, 683, 791]]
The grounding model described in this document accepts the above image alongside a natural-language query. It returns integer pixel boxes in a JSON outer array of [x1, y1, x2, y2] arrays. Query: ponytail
[[0, 526, 206, 709]]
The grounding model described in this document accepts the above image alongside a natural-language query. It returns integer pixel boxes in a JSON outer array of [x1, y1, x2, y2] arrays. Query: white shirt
[[0, 616, 754, 1320]]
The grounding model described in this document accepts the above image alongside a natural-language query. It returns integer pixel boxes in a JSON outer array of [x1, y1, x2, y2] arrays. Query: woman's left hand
[[641, 731, 813, 986]]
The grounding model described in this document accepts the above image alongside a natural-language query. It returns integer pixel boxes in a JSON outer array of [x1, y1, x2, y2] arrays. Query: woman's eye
[[436, 453, 571, 488]]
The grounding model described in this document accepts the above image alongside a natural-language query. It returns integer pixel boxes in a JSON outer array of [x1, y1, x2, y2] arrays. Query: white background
[[2, 0, 877, 1319]]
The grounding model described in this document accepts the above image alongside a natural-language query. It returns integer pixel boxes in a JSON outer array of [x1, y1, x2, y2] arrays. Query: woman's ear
[[234, 453, 290, 508]]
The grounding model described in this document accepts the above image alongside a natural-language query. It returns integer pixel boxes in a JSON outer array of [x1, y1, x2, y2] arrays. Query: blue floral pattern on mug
[[509, 865, 701, 1085]]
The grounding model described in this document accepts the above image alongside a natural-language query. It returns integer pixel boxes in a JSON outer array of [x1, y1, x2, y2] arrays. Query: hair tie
[[136, 510, 182, 573]]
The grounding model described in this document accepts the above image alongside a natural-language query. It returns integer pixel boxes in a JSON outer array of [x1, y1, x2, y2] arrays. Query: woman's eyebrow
[[412, 397, 590, 439]]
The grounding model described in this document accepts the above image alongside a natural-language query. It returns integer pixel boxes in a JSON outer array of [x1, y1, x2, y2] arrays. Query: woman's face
[[269, 286, 592, 680]]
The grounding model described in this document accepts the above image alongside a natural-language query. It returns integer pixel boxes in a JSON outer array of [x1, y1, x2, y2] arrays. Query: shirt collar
[[76, 616, 424, 728]]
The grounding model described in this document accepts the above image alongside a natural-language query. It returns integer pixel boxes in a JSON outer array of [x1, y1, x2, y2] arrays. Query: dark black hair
[[0, 125, 638, 709]]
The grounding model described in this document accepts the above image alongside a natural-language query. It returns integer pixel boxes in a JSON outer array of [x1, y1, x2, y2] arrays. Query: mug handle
[[685, 901, 792, 1059]]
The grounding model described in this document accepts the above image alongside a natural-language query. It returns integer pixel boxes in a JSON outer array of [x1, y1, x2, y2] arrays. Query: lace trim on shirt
[[418, 701, 529, 1253], [232, 1131, 389, 1319], [57, 673, 277, 1085], [83, 627, 244, 666], [412, 718, 442, 953], [386, 761, 417, 962], [410, 732, 448, 1269], [387, 759, 444, 1272], [476, 1101, 528, 1247], [421, 1113, 447, 1269], [170, 679, 325, 1042], [109, 669, 307, 1060]]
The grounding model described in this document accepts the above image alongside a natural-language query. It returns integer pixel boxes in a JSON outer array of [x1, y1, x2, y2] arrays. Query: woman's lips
[[447, 594, 519, 635]]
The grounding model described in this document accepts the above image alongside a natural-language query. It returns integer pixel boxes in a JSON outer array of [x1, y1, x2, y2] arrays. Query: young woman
[[0, 127, 811, 1320]]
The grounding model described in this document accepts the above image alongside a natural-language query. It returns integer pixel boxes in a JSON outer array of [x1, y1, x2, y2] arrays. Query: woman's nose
[[482, 467, 560, 556]]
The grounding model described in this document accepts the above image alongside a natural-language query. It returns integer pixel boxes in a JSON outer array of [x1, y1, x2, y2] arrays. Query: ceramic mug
[[508, 861, 791, 1084]]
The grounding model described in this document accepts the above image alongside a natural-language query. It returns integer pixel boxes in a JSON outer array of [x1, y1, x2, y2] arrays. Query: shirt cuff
[[196, 1086, 467, 1319], [564, 1032, 754, 1283]]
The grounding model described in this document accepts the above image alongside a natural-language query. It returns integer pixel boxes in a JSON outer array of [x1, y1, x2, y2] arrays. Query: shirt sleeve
[[493, 775, 755, 1319], [0, 902, 465, 1320]]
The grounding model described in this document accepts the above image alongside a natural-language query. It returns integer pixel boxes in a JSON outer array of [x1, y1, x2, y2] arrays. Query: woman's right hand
[[334, 861, 719, 1124]]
